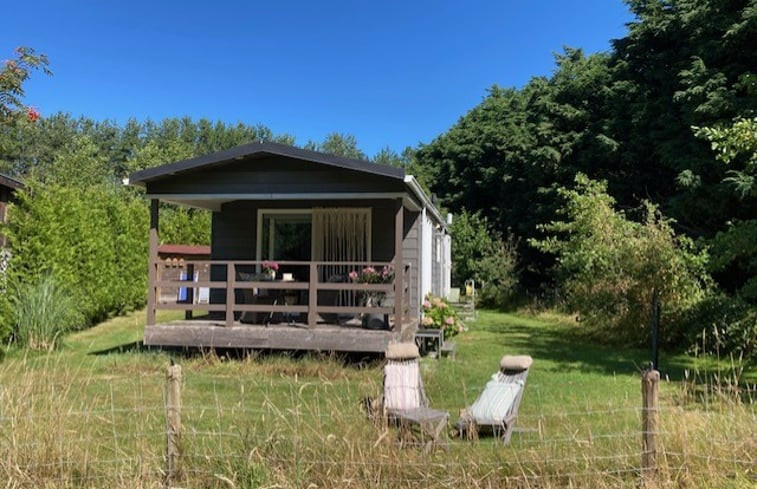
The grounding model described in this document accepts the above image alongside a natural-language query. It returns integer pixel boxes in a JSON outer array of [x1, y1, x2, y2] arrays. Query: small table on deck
[[414, 328, 445, 358]]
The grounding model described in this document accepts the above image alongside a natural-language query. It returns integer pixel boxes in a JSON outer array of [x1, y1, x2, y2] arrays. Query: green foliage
[[530, 174, 711, 345], [2, 181, 149, 337], [414, 0, 757, 294], [695, 117, 757, 301], [421, 293, 464, 339], [477, 237, 520, 309], [0, 46, 51, 125], [708, 219, 757, 301], [449, 210, 519, 308], [681, 293, 756, 361], [695, 117, 757, 198], [305, 132, 366, 159], [11, 272, 84, 351]]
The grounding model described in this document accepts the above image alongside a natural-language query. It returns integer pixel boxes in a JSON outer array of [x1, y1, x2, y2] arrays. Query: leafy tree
[[0, 46, 50, 125], [305, 132, 366, 159], [530, 174, 710, 345], [372, 146, 410, 167], [449, 210, 518, 308], [696, 117, 757, 300]]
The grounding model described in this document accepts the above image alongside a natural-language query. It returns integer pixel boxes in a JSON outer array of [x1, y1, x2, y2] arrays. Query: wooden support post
[[307, 263, 318, 329], [394, 199, 404, 334], [165, 362, 182, 487], [642, 368, 660, 485], [147, 199, 159, 327], [185, 263, 194, 320], [225, 263, 235, 327]]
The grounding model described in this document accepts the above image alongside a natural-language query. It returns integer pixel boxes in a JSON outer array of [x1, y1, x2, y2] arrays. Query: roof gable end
[[129, 142, 404, 184]]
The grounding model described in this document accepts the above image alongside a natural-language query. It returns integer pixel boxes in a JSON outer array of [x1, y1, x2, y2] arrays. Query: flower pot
[[362, 313, 389, 330]]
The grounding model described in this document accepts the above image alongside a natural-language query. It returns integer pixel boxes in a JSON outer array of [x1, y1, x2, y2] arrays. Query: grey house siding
[[145, 157, 405, 196], [402, 210, 421, 318], [209, 201, 256, 304], [208, 199, 417, 315]]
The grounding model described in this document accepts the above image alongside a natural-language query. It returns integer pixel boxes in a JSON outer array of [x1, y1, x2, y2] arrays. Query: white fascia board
[[403, 175, 447, 232]]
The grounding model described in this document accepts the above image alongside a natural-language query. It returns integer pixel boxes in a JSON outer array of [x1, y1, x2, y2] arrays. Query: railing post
[[147, 199, 159, 327], [225, 263, 235, 327], [641, 368, 660, 485], [165, 361, 182, 488], [393, 199, 404, 333], [307, 263, 318, 329], [185, 263, 194, 320]]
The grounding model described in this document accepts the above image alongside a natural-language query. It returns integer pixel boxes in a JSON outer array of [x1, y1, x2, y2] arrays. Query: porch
[[145, 257, 416, 351]]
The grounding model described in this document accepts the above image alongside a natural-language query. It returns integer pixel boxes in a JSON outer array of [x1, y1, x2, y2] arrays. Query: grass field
[[0, 309, 754, 488]]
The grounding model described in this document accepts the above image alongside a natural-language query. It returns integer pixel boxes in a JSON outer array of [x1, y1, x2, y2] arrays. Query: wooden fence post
[[641, 368, 660, 485], [165, 362, 182, 487]]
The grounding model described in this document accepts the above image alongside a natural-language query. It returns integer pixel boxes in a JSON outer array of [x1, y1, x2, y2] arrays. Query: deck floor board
[[144, 320, 417, 353]]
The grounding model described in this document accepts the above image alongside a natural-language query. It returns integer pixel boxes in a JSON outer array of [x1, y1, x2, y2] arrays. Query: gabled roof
[[128, 141, 405, 185], [0, 172, 24, 191]]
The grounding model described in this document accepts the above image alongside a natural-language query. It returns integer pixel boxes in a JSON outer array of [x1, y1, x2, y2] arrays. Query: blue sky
[[4, 1, 633, 156]]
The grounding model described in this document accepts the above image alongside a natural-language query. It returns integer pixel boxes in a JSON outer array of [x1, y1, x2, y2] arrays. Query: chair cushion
[[500, 355, 533, 371], [469, 377, 524, 425], [384, 362, 421, 411], [385, 342, 420, 360]]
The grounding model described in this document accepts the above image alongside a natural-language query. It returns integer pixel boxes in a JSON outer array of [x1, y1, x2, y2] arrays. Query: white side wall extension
[[420, 207, 434, 300]]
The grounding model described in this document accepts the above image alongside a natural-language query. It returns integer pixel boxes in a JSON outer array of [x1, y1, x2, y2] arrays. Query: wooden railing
[[148, 260, 412, 330]]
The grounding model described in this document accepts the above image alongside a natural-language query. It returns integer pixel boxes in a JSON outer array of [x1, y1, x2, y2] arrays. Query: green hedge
[[0, 182, 149, 340]]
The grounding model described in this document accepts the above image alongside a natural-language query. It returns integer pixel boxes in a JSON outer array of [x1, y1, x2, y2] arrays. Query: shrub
[[450, 210, 519, 308], [477, 236, 520, 308], [421, 294, 465, 339], [12, 272, 84, 350], [1, 181, 149, 338], [680, 293, 756, 361], [530, 174, 711, 346]]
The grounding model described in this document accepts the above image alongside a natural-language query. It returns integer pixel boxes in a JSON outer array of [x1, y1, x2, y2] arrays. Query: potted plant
[[261, 260, 279, 280], [349, 265, 394, 329], [421, 293, 465, 340]]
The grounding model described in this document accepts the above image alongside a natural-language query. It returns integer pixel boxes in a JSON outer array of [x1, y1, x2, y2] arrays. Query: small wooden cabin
[[128, 142, 452, 352]]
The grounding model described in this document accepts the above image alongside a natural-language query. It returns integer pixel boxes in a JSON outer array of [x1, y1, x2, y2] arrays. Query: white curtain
[[313, 208, 371, 306]]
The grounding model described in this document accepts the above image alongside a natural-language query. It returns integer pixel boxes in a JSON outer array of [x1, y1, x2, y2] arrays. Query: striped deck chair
[[455, 355, 533, 444], [381, 343, 449, 452]]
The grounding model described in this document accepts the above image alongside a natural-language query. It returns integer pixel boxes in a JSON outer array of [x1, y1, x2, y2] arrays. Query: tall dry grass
[[0, 354, 754, 489]]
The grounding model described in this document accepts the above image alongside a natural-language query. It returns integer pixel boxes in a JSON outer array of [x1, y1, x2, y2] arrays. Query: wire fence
[[0, 362, 754, 489]]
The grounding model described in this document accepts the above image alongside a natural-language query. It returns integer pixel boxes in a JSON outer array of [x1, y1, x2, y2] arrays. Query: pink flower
[[423, 300, 431, 309], [348, 270, 358, 280], [363, 266, 376, 274], [444, 317, 454, 325]]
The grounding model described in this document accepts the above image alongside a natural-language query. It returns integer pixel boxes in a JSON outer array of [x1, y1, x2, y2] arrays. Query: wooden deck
[[144, 319, 418, 353]]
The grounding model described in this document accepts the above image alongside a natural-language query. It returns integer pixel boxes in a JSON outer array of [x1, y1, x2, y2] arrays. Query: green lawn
[[1, 308, 753, 488]]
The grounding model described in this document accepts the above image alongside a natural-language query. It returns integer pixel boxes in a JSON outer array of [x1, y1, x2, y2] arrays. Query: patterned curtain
[[312, 208, 371, 306]]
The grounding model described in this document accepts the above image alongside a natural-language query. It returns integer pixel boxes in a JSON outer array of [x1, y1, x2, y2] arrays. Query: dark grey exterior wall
[[208, 199, 418, 316], [402, 210, 421, 318]]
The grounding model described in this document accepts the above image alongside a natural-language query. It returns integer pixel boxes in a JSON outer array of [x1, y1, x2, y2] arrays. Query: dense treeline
[[414, 0, 755, 355], [416, 0, 755, 290]]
